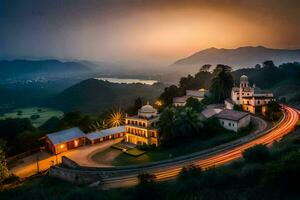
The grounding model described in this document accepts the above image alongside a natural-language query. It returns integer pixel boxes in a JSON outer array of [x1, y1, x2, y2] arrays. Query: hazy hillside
[[0, 59, 93, 79], [50, 79, 164, 114], [171, 46, 300, 73]]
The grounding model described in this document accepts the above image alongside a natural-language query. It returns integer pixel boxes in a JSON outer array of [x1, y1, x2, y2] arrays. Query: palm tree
[[210, 65, 234, 103], [174, 107, 203, 138], [158, 107, 177, 145]]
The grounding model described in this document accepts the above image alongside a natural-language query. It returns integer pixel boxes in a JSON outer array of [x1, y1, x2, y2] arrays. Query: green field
[[0, 107, 63, 127]]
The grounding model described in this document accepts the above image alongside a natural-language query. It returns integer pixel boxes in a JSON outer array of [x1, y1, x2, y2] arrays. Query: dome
[[240, 75, 248, 81], [139, 104, 156, 113], [138, 102, 158, 118]]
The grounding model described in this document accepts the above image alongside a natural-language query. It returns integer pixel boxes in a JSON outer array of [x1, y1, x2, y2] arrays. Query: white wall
[[238, 115, 251, 129], [219, 119, 238, 132], [219, 115, 250, 132]]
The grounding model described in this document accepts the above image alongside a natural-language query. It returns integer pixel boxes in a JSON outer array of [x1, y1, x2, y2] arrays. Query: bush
[[242, 144, 270, 163], [1, 174, 20, 185]]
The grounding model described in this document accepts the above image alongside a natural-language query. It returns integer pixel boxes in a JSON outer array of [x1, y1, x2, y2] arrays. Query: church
[[229, 75, 275, 114]]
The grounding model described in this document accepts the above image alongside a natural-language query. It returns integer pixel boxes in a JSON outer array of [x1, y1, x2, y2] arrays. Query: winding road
[[97, 105, 299, 189]]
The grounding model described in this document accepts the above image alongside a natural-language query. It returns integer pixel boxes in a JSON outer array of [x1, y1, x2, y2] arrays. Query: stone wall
[[61, 156, 80, 168], [49, 166, 103, 185]]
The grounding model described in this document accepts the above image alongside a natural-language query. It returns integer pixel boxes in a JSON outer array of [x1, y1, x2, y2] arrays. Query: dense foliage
[[0, 118, 43, 156], [209, 65, 234, 103], [158, 106, 231, 146], [265, 101, 283, 121]]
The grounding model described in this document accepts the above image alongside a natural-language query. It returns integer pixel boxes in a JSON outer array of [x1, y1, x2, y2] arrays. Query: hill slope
[[0, 59, 92, 79], [51, 79, 164, 114], [171, 46, 300, 73]]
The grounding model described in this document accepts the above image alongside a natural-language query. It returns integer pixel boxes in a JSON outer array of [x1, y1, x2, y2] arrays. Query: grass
[[111, 143, 145, 156], [124, 148, 145, 156], [111, 143, 129, 151], [0, 107, 63, 127], [92, 130, 251, 166]]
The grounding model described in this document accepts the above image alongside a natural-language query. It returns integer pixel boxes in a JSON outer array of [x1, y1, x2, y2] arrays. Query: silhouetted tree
[[185, 97, 204, 112], [210, 65, 234, 103]]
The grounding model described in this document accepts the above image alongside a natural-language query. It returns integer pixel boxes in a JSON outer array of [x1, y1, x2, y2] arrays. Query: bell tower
[[240, 75, 249, 89]]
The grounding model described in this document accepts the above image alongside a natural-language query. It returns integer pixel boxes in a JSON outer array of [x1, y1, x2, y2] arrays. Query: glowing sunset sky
[[1, 0, 300, 66]]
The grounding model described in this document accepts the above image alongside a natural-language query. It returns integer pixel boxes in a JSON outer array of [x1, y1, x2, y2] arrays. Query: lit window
[[60, 144, 65, 149], [74, 140, 79, 147]]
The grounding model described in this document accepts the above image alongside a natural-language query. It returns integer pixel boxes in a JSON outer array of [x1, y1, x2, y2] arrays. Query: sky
[[1, 0, 300, 67]]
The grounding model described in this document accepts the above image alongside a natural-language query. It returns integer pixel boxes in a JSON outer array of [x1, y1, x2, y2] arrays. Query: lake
[[94, 77, 157, 85]]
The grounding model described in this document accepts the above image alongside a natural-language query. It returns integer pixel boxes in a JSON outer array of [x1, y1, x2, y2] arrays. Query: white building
[[231, 75, 275, 114], [215, 109, 251, 132], [173, 88, 207, 107], [125, 103, 160, 146]]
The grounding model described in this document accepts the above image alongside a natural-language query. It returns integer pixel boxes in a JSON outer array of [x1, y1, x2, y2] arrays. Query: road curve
[[101, 106, 299, 189]]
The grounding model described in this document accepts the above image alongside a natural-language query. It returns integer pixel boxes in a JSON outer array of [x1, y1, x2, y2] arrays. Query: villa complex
[[125, 103, 159, 146], [229, 75, 275, 114], [44, 76, 273, 154]]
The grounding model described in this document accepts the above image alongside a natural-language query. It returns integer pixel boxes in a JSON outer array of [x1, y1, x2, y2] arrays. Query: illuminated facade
[[45, 127, 86, 154], [125, 103, 159, 146], [231, 75, 275, 114]]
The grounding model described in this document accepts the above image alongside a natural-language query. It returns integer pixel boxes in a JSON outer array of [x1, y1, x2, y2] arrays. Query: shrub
[[242, 144, 270, 163]]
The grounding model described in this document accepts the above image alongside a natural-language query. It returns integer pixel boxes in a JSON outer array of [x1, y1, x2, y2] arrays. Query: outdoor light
[[108, 110, 124, 127], [60, 144, 64, 149], [155, 100, 163, 107]]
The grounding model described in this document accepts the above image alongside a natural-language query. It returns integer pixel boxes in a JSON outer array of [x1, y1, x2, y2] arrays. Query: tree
[[174, 107, 203, 138], [134, 97, 143, 111], [134, 173, 163, 200], [265, 101, 282, 121], [159, 85, 182, 107], [0, 139, 9, 182], [210, 64, 234, 103], [175, 165, 203, 199], [185, 97, 203, 112], [158, 107, 177, 145], [200, 64, 212, 72], [261, 60, 279, 87], [242, 144, 270, 163]]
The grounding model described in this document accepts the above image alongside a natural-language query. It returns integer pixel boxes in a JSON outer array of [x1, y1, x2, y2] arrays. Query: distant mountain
[[50, 79, 164, 114], [171, 46, 300, 73], [0, 59, 92, 79]]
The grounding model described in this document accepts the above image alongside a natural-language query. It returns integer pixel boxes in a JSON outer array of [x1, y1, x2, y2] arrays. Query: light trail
[[99, 106, 299, 188]]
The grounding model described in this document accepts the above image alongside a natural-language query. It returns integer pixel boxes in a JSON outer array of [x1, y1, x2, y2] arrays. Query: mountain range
[[171, 46, 300, 73], [0, 59, 94, 80]]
